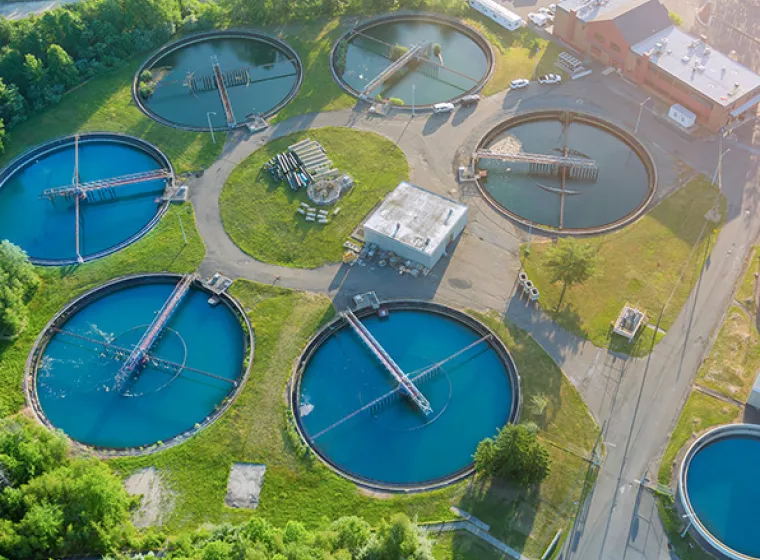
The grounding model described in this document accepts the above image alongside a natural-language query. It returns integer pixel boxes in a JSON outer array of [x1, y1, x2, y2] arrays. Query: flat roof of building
[[363, 182, 468, 257], [558, 0, 649, 22], [470, 0, 523, 24], [632, 26, 760, 106]]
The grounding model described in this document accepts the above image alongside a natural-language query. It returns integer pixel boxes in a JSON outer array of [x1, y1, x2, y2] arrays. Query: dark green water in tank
[[144, 37, 299, 129], [339, 21, 488, 105], [477, 119, 651, 230]]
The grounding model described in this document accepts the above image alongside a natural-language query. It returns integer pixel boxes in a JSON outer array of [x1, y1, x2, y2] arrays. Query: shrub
[[138, 83, 155, 99], [389, 97, 404, 106], [433, 43, 441, 57], [0, 241, 39, 338], [669, 11, 683, 26], [390, 44, 409, 61], [139, 70, 153, 83]]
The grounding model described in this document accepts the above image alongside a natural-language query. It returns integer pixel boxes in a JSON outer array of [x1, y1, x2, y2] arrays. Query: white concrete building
[[363, 182, 468, 269], [468, 0, 525, 31]]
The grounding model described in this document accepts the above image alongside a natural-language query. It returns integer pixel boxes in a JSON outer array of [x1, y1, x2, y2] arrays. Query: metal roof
[[557, 0, 671, 45], [363, 182, 468, 257], [632, 27, 760, 106]]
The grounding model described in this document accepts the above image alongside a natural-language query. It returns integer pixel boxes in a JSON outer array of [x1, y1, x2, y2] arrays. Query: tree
[[330, 516, 371, 557], [474, 424, 551, 486], [0, 241, 39, 337], [530, 393, 548, 416], [543, 239, 599, 308], [46, 44, 79, 89], [0, 78, 28, 127], [0, 417, 67, 486], [363, 514, 434, 560]]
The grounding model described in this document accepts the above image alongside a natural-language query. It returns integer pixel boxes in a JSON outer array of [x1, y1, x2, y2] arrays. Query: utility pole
[[178, 213, 187, 245], [711, 131, 730, 187], [412, 84, 415, 117], [634, 97, 651, 135], [207, 111, 217, 144]]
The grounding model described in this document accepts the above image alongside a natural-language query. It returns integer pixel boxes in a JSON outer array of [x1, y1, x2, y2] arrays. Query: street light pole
[[711, 133, 730, 187], [634, 97, 651, 135], [206, 112, 217, 144], [412, 84, 416, 117]]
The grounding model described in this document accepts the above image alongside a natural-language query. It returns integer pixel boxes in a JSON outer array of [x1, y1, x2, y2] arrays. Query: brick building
[[553, 0, 760, 131]]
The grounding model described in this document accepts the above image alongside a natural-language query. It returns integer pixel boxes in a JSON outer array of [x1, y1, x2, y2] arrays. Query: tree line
[[0, 0, 466, 153]]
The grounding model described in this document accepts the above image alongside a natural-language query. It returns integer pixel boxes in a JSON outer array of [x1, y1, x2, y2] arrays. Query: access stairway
[[341, 309, 432, 415]]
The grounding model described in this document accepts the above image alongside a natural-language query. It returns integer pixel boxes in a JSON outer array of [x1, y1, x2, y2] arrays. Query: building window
[[610, 42, 621, 53], [594, 32, 605, 43]]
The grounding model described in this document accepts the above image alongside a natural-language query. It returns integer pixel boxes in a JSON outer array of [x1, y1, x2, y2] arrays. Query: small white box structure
[[613, 305, 646, 342], [468, 0, 525, 31], [668, 104, 697, 129], [363, 182, 468, 270], [748, 372, 760, 409]]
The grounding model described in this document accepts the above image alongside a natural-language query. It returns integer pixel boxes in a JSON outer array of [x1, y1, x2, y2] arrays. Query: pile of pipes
[[265, 150, 311, 191], [263, 138, 338, 192]]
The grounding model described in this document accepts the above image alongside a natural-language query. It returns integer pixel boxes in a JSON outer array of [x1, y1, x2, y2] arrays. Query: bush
[[0, 241, 39, 338], [139, 70, 153, 83], [389, 97, 404, 106], [474, 423, 551, 486], [138, 83, 155, 99], [390, 44, 409, 61], [669, 11, 683, 26]]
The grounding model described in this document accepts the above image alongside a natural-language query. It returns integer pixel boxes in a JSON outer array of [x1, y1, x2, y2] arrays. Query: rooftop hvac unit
[[704, 47, 711, 56], [681, 55, 691, 63]]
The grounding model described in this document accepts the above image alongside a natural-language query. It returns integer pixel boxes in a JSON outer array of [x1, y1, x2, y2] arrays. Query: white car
[[538, 7, 553, 18], [538, 73, 562, 85], [510, 78, 530, 90], [433, 102, 455, 114], [528, 12, 549, 27]]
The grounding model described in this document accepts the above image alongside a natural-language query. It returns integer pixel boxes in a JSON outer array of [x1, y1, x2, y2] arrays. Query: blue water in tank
[[686, 434, 760, 558], [298, 309, 515, 486], [37, 281, 246, 448], [0, 140, 166, 262]]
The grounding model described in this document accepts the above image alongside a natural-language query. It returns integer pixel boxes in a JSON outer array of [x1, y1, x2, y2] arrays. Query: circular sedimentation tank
[[134, 30, 302, 131], [292, 302, 520, 490], [475, 110, 656, 234], [0, 133, 173, 265], [331, 14, 493, 107], [26, 274, 253, 454], [679, 424, 760, 560]]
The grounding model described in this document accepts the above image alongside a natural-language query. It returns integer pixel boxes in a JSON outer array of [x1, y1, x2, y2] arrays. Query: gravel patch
[[225, 462, 267, 509], [124, 467, 174, 527]]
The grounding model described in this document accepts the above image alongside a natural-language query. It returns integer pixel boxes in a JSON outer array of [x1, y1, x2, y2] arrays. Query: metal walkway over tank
[[310, 333, 492, 440], [341, 309, 432, 415], [475, 149, 598, 173], [361, 41, 432, 98], [51, 327, 236, 385], [40, 169, 172, 200], [211, 55, 236, 127], [117, 274, 197, 383]]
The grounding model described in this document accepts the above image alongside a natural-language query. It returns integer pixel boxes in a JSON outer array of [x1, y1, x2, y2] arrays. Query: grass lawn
[[431, 530, 510, 559], [465, 20, 566, 96], [271, 19, 357, 123], [0, 203, 205, 417], [109, 288, 597, 558], [523, 175, 726, 356], [0, 57, 222, 174], [220, 127, 409, 268]]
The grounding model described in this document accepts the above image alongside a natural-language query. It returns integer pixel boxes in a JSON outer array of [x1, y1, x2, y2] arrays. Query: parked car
[[538, 73, 562, 85], [510, 78, 530, 90], [538, 7, 554, 20], [459, 94, 481, 106], [433, 102, 455, 114], [528, 12, 549, 27]]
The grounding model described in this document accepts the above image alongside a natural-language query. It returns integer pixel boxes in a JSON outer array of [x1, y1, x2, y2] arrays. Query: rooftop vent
[[704, 47, 711, 56], [681, 55, 691, 63]]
